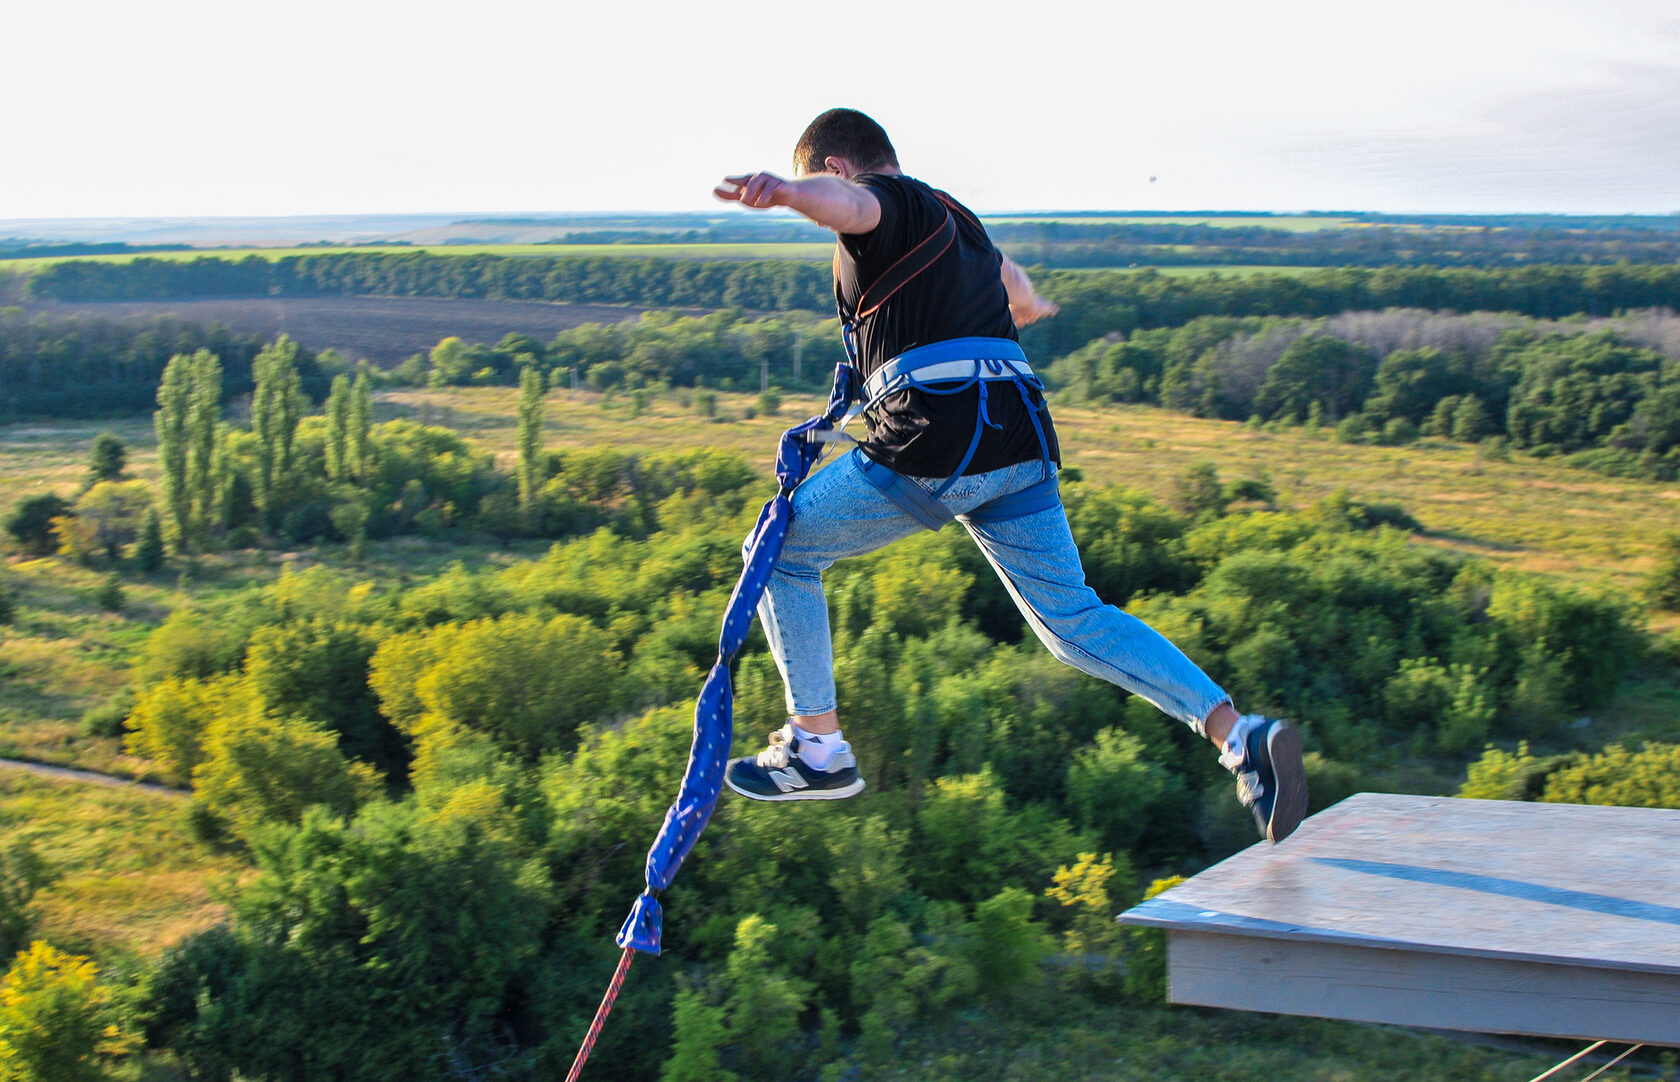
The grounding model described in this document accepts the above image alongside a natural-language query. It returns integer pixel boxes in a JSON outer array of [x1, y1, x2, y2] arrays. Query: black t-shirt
[[835, 174, 1060, 478]]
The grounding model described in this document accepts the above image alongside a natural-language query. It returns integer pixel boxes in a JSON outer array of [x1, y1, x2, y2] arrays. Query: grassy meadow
[[0, 769, 241, 959], [379, 386, 1680, 596], [0, 242, 838, 272]]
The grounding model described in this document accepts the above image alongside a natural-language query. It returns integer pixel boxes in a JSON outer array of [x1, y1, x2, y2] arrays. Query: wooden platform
[[1119, 793, 1680, 1045]]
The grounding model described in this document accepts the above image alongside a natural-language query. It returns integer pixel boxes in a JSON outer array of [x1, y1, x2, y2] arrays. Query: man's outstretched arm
[[1001, 255, 1060, 327], [714, 172, 881, 236]]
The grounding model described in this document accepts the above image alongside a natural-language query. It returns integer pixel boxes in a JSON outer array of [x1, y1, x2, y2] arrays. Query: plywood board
[[1120, 793, 1680, 1044]]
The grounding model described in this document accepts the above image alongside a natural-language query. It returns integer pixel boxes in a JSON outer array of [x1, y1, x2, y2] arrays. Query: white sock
[[1220, 714, 1264, 772], [793, 723, 843, 769]]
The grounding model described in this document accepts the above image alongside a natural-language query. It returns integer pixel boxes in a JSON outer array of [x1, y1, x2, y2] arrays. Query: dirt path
[[0, 757, 185, 798]]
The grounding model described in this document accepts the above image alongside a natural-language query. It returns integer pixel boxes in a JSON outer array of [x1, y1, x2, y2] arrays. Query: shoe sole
[[1264, 722, 1308, 844], [724, 776, 866, 802]]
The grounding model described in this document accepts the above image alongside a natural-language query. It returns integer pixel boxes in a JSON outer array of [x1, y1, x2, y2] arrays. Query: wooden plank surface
[[1120, 793, 1680, 1043]]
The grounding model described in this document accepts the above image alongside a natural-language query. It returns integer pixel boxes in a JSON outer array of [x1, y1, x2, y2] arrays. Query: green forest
[[4, 243, 1680, 1081]]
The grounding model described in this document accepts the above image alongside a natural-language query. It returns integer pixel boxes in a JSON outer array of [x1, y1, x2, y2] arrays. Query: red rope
[[564, 946, 636, 1082]]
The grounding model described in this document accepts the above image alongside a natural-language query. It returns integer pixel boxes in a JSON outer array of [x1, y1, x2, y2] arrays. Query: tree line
[[23, 253, 1680, 328], [1046, 309, 1680, 478], [0, 309, 331, 420]]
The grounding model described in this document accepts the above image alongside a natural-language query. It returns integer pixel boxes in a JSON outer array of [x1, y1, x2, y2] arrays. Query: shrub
[[4, 494, 72, 556], [0, 941, 121, 1082], [1381, 417, 1419, 445], [94, 573, 124, 613], [1333, 413, 1371, 443], [86, 432, 126, 483]]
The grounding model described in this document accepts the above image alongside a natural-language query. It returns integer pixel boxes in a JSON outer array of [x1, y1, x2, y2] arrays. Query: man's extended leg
[[960, 488, 1308, 842]]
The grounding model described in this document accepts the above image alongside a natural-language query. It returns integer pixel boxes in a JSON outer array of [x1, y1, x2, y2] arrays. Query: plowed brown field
[[20, 295, 674, 363]]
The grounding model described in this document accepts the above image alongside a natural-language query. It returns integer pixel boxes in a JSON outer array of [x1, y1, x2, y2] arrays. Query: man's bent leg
[[963, 497, 1307, 841], [758, 449, 925, 721], [960, 499, 1231, 734]]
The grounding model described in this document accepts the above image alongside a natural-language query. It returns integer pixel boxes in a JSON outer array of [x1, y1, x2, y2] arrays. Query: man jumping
[[714, 108, 1307, 843]]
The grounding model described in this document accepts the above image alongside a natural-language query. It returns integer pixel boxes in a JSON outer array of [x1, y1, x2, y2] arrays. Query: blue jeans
[[757, 448, 1231, 734]]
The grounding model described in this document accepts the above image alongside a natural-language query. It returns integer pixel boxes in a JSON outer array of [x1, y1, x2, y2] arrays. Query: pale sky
[[9, 0, 1679, 218]]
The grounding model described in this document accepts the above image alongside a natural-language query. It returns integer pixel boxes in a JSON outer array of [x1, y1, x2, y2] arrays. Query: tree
[[58, 481, 152, 563], [155, 352, 192, 550], [1066, 728, 1170, 852], [0, 942, 119, 1082], [349, 371, 373, 482], [970, 887, 1053, 994], [1646, 534, 1680, 611], [244, 618, 403, 776], [324, 373, 351, 483], [125, 674, 242, 784], [661, 987, 736, 1082], [1542, 742, 1680, 809], [133, 506, 165, 573], [428, 337, 471, 386], [413, 613, 622, 759], [1175, 461, 1227, 517], [723, 916, 811, 1081], [516, 365, 544, 510], [185, 349, 222, 549], [4, 495, 71, 556], [1253, 335, 1374, 423], [85, 432, 126, 484], [191, 710, 382, 839], [251, 336, 306, 529]]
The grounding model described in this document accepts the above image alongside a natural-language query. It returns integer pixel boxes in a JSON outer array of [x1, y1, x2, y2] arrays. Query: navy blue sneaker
[[1220, 716, 1308, 843], [725, 724, 865, 802]]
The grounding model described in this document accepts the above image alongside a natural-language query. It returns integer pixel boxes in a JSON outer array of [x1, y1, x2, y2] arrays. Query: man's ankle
[[794, 709, 840, 737]]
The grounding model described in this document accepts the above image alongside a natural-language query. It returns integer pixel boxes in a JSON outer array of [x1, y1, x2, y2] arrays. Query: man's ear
[[823, 155, 853, 179]]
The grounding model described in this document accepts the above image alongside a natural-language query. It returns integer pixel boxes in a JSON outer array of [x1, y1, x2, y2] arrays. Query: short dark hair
[[793, 109, 899, 176]]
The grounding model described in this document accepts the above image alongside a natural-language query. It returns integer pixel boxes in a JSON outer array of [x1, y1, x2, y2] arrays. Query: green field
[[1057, 264, 1327, 276], [0, 241, 839, 272], [986, 214, 1364, 232]]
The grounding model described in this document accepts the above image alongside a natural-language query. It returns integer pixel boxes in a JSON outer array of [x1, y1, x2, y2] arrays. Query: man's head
[[793, 108, 899, 179]]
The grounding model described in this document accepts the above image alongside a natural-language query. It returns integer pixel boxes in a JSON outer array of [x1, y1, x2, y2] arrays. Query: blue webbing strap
[[857, 454, 955, 530], [960, 473, 1060, 525]]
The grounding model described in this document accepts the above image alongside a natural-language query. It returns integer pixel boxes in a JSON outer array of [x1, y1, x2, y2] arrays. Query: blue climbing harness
[[842, 335, 1060, 530]]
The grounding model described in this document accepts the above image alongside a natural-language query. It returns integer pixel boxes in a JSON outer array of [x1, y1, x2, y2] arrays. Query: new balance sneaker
[[1220, 716, 1308, 843], [725, 723, 866, 802]]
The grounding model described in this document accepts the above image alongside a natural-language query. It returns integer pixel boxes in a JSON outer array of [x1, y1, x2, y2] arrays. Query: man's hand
[[1000, 255, 1059, 327], [1010, 295, 1061, 327], [714, 173, 790, 210]]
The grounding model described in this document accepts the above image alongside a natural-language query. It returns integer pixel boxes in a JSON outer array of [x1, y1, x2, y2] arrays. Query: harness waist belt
[[863, 337, 1032, 403]]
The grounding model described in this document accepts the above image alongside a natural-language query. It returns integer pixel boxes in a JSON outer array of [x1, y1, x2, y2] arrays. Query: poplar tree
[[154, 352, 192, 552], [186, 350, 222, 550], [133, 506, 166, 572], [349, 371, 372, 483], [324, 373, 351, 483], [516, 365, 544, 509], [251, 336, 304, 527]]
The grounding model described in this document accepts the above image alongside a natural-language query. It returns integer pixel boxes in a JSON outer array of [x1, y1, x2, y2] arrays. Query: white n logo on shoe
[[769, 768, 809, 793]]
